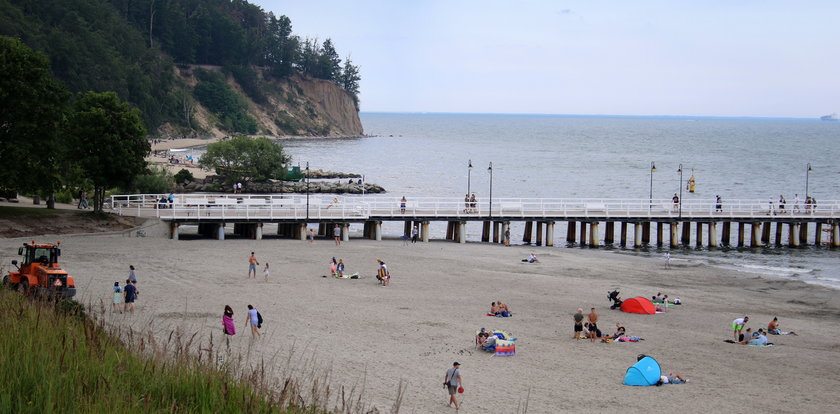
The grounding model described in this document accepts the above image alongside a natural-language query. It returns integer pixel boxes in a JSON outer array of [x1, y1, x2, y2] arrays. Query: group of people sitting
[[651, 292, 681, 312], [728, 316, 796, 346], [488, 301, 512, 317]]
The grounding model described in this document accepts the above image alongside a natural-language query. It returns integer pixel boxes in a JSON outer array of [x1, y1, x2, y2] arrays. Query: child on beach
[[112, 282, 122, 313], [376, 259, 390, 286], [263, 263, 270, 282]]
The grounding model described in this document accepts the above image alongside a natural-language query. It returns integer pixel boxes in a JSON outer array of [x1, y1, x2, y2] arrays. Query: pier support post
[[404, 221, 412, 238], [255, 223, 263, 240], [815, 223, 822, 245], [832, 223, 840, 248], [800, 223, 809, 246], [546, 221, 555, 246], [375, 221, 382, 241], [566, 221, 576, 243], [790, 223, 800, 247], [681, 222, 691, 246], [217, 223, 225, 241], [604, 222, 615, 244], [634, 223, 642, 248], [642, 222, 650, 244], [523, 221, 533, 244], [422, 221, 430, 242], [738, 222, 745, 247], [656, 222, 664, 247], [761, 221, 771, 245], [696, 222, 703, 247], [722, 222, 731, 246], [171, 222, 179, 240], [590, 222, 600, 247], [670, 223, 679, 248], [775, 222, 783, 246], [709, 222, 718, 247], [342, 223, 350, 242], [580, 222, 588, 246], [751, 223, 762, 247], [492, 221, 500, 243], [299, 223, 307, 241], [482, 221, 491, 242], [458, 222, 467, 244], [621, 222, 628, 247], [536, 222, 544, 246]]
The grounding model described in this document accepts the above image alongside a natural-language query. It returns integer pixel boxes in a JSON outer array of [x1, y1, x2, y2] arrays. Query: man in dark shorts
[[573, 308, 584, 341], [123, 279, 137, 313], [444, 362, 462, 409]]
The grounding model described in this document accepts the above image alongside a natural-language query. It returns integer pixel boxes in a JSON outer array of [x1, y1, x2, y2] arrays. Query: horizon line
[[359, 111, 828, 121]]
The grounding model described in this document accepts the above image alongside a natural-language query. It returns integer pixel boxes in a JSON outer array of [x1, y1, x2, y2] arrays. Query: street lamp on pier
[[467, 159, 473, 196], [649, 161, 656, 211], [487, 162, 493, 218], [677, 164, 683, 218], [305, 161, 310, 220], [805, 163, 812, 200]]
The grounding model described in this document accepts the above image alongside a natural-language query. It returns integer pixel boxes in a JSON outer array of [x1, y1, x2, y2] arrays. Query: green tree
[[0, 36, 69, 208], [339, 56, 361, 107], [65, 91, 149, 212], [199, 136, 289, 184]]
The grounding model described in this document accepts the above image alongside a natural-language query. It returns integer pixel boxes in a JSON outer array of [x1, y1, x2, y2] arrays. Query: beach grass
[[0, 288, 333, 414]]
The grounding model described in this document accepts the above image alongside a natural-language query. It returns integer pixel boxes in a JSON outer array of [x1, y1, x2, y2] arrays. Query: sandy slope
[[3, 230, 838, 413]]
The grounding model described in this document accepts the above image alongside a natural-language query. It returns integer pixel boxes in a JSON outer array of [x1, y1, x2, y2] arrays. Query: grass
[[0, 205, 66, 219], [0, 287, 374, 413]]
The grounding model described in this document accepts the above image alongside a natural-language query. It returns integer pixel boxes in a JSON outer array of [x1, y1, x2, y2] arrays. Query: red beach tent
[[620, 297, 656, 314]]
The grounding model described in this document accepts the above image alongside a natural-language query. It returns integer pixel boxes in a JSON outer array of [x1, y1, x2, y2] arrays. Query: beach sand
[[4, 229, 839, 413]]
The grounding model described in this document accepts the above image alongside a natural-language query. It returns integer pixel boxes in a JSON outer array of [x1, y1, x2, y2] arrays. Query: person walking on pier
[[768, 197, 775, 215], [400, 196, 407, 213], [779, 195, 786, 213], [464, 194, 470, 213], [470, 193, 477, 213], [248, 252, 259, 278], [793, 194, 801, 213], [715, 195, 723, 212], [672, 193, 679, 212]]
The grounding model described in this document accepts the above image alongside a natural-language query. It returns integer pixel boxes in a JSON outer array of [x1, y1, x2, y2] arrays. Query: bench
[[500, 202, 523, 212], [584, 202, 606, 211]]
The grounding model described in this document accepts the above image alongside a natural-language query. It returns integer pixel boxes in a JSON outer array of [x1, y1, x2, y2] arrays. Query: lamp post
[[805, 163, 812, 199], [467, 159, 473, 196], [487, 162, 493, 218], [649, 161, 656, 211], [305, 161, 310, 220], [677, 164, 683, 218]]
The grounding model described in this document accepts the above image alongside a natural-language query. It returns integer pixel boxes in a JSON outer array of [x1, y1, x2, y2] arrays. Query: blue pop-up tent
[[623, 356, 661, 386]]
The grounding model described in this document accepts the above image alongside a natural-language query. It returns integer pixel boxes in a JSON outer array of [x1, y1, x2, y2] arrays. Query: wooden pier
[[111, 194, 840, 248]]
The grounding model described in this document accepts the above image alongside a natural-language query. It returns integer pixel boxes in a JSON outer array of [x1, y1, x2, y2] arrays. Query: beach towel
[[222, 314, 236, 335]]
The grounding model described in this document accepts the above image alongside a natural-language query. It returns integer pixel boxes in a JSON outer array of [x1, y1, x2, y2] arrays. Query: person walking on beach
[[732, 316, 749, 341], [263, 263, 270, 282], [444, 362, 463, 410], [248, 252, 259, 279], [128, 265, 138, 284], [334, 224, 341, 246], [308, 228, 315, 244], [222, 305, 236, 336], [123, 279, 137, 313], [504, 228, 511, 246], [411, 225, 419, 243], [664, 252, 671, 269], [244, 304, 261, 338], [400, 196, 407, 213], [588, 308, 600, 342], [573, 308, 584, 341], [112, 282, 122, 313]]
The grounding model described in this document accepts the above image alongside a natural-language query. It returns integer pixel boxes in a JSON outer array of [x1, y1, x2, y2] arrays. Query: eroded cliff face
[[171, 65, 363, 138]]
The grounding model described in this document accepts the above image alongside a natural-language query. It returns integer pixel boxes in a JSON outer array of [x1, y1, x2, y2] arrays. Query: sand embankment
[[4, 231, 838, 413]]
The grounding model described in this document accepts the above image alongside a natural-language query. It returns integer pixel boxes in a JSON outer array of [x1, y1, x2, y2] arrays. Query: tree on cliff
[[339, 56, 361, 105], [65, 91, 149, 213], [199, 136, 290, 185], [0, 36, 69, 208]]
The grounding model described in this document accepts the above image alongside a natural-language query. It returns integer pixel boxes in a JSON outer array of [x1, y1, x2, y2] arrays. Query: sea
[[191, 113, 840, 289]]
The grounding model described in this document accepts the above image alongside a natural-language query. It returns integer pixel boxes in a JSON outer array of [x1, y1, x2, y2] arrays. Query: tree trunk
[[149, 0, 156, 48], [46, 193, 55, 209]]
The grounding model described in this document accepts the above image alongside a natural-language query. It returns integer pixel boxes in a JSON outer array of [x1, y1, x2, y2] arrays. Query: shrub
[[132, 166, 173, 193], [174, 169, 194, 184]]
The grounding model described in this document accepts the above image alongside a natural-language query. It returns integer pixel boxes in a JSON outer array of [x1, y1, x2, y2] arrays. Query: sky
[[255, 1, 839, 118]]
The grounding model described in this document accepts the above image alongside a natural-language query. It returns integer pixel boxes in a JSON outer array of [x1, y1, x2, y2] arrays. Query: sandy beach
[[3, 228, 839, 413]]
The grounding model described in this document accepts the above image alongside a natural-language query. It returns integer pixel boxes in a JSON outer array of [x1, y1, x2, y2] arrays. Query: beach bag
[[257, 311, 263, 328]]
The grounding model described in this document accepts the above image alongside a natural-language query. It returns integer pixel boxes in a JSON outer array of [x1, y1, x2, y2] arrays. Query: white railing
[[110, 194, 840, 220]]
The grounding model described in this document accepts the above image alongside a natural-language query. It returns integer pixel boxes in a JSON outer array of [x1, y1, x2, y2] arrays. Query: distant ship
[[820, 113, 838, 121]]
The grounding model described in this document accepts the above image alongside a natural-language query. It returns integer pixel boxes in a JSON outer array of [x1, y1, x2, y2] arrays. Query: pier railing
[[110, 194, 840, 221]]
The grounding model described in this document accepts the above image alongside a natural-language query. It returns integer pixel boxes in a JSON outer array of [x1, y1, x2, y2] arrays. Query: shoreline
[[3, 232, 838, 412]]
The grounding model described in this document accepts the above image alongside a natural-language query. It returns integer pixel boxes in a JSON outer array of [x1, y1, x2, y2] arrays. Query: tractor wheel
[[1, 275, 8, 286], [19, 278, 30, 296]]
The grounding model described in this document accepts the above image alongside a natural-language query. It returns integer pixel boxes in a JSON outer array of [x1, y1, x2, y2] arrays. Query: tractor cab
[[5, 241, 76, 298]]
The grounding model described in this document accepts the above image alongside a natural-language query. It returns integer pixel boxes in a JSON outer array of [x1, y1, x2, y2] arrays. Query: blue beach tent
[[623, 356, 662, 386]]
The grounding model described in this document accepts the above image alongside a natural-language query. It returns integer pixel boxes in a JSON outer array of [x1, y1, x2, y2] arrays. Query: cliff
[[169, 65, 362, 139]]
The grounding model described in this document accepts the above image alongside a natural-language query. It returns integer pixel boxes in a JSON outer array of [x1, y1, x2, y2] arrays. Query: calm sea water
[[272, 114, 840, 288]]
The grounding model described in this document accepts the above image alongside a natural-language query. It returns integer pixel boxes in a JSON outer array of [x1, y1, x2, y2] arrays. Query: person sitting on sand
[[522, 253, 540, 263], [671, 296, 682, 305], [607, 323, 626, 340], [497, 301, 512, 317], [476, 328, 490, 347], [768, 317, 797, 335], [482, 333, 497, 350], [658, 372, 689, 384], [743, 329, 771, 346], [490, 302, 500, 315]]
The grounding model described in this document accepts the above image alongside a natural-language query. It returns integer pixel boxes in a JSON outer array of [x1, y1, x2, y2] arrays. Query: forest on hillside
[[0, 0, 360, 131]]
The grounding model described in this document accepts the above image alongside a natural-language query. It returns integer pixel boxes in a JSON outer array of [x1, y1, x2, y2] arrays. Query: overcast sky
[[254, 1, 839, 118]]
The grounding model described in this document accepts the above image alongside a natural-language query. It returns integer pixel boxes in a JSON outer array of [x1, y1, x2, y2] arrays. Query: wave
[[730, 263, 814, 275]]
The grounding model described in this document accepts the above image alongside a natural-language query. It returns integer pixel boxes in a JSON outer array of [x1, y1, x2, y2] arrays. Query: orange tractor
[[3, 241, 76, 298]]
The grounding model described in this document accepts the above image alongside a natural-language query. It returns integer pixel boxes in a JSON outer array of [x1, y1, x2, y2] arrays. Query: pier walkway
[[111, 194, 840, 248]]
